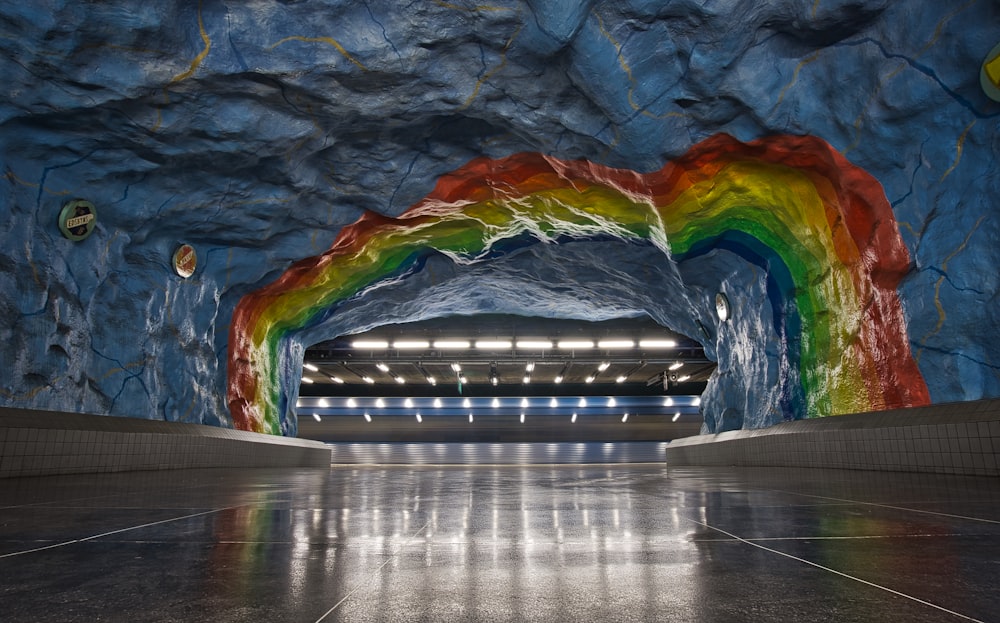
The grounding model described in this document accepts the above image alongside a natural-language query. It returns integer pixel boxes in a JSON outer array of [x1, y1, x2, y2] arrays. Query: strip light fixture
[[304, 363, 319, 372], [639, 339, 676, 348], [434, 340, 470, 349], [558, 340, 594, 349], [516, 340, 553, 349], [352, 340, 389, 349], [598, 339, 634, 349], [393, 340, 429, 349], [476, 340, 512, 349]]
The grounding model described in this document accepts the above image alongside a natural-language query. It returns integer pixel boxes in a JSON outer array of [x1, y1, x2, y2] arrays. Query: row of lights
[[350, 338, 678, 350], [303, 361, 690, 385], [311, 411, 685, 424], [304, 396, 699, 409]]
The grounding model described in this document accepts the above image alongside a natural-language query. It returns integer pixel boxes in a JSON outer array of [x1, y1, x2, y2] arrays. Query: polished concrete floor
[[1, 464, 998, 622]]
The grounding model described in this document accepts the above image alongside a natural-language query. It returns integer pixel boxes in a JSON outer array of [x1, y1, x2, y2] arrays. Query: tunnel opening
[[295, 314, 712, 443]]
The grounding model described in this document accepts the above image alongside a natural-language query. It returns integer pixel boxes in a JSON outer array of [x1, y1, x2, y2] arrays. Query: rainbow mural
[[227, 134, 930, 435]]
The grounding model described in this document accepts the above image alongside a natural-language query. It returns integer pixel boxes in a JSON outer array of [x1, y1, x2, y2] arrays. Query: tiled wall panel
[[665, 399, 1000, 476], [0, 408, 331, 478]]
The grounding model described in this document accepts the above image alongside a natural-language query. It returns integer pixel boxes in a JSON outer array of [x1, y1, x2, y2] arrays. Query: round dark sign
[[58, 200, 97, 241]]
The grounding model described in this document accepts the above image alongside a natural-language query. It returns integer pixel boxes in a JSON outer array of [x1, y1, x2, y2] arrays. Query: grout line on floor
[[0, 505, 245, 559], [767, 490, 1000, 525], [686, 517, 987, 623], [313, 520, 430, 623]]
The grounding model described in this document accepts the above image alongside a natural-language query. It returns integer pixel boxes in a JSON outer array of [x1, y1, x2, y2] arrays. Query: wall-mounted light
[[716, 292, 731, 322]]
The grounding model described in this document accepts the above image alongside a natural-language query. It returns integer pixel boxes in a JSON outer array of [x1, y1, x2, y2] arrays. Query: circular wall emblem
[[982, 41, 1000, 102], [58, 200, 97, 241], [173, 244, 197, 278], [715, 292, 730, 322]]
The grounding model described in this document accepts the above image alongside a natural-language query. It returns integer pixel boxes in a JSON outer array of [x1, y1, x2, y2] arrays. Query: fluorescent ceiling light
[[362, 376, 374, 384], [521, 398, 529, 408], [578, 398, 587, 407], [433, 398, 442, 408], [669, 362, 684, 370], [597, 361, 610, 371], [550, 398, 558, 408], [476, 340, 512, 349], [450, 363, 462, 372], [393, 340, 429, 349], [607, 397, 616, 407], [672, 412, 681, 422], [553, 375, 564, 384], [621, 413, 629, 423], [395, 376, 406, 384], [330, 376, 344, 384], [693, 397, 702, 406], [303, 363, 319, 372], [520, 413, 525, 423], [463, 398, 471, 408], [663, 397, 674, 407], [376, 362, 390, 372], [415, 413, 422, 423], [352, 340, 388, 349], [301, 377, 314, 384], [404, 398, 414, 408], [516, 340, 553, 349], [375, 398, 385, 408], [571, 412, 578, 423], [363, 412, 371, 422], [459, 375, 468, 384], [639, 339, 676, 348], [677, 375, 690, 382], [491, 398, 500, 408], [312, 413, 321, 422], [598, 340, 634, 349], [346, 398, 357, 408], [525, 362, 535, 372], [523, 375, 531, 384], [585, 375, 595, 383], [468, 413, 474, 423], [318, 398, 329, 408], [426, 376, 437, 385], [615, 375, 627, 383], [491, 376, 499, 386], [434, 340, 470, 349], [558, 340, 594, 349]]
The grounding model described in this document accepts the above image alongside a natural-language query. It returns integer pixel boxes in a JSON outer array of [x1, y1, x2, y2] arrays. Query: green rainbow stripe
[[227, 134, 929, 434]]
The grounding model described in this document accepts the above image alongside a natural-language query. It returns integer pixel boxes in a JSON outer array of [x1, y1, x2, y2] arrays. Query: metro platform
[[1, 462, 998, 622]]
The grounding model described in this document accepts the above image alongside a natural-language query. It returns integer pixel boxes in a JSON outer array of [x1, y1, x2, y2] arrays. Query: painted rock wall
[[0, 1, 997, 434]]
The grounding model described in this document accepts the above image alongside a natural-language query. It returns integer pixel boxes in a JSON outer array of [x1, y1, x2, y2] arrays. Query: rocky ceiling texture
[[1, 1, 998, 436]]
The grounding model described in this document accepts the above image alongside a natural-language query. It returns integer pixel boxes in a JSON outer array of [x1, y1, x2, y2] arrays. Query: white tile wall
[[665, 399, 1000, 476], [0, 408, 331, 478]]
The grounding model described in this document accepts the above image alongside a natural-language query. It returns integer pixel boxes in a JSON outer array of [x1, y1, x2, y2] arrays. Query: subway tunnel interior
[[2, 3, 1000, 622], [1, 4, 999, 444]]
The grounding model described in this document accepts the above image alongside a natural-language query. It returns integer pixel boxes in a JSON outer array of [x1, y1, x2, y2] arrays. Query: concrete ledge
[[665, 398, 1000, 476], [0, 407, 331, 478]]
